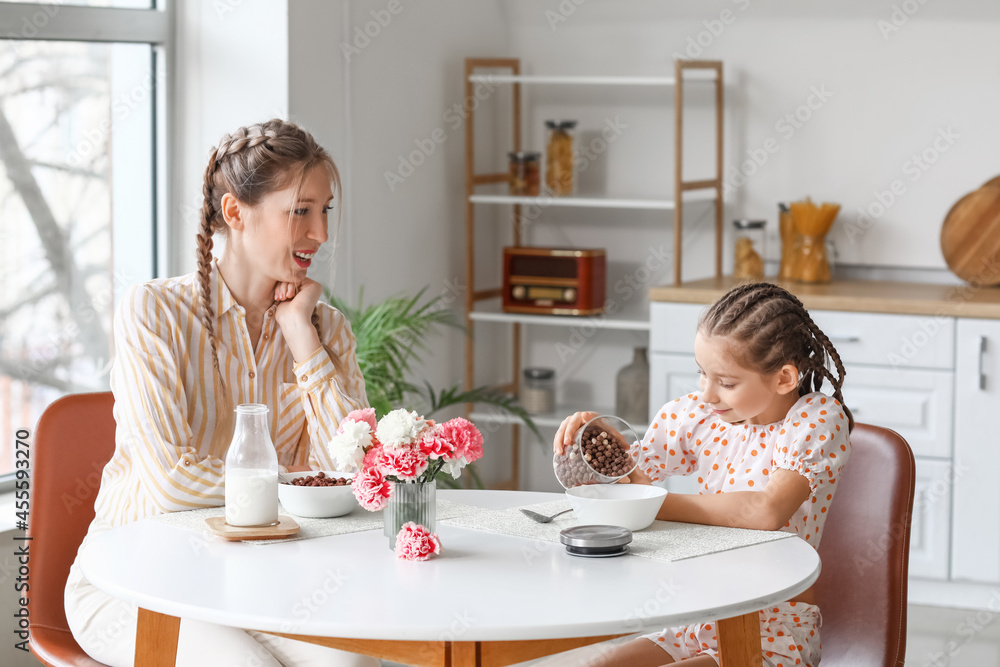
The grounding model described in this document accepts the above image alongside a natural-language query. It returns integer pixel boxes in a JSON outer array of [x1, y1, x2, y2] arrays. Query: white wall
[[506, 0, 1000, 272], [288, 1, 518, 484], [171, 0, 290, 276]]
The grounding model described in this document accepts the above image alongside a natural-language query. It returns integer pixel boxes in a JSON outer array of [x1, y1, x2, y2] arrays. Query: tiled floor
[[907, 604, 1000, 667], [382, 604, 1000, 666]]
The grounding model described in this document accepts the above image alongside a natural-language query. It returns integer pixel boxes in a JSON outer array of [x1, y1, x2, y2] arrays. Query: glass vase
[[384, 480, 436, 549]]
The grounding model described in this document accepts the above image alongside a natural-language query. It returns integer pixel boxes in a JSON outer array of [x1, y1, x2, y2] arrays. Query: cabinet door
[[841, 366, 954, 459], [951, 319, 1000, 584], [909, 459, 952, 580], [649, 351, 700, 495]]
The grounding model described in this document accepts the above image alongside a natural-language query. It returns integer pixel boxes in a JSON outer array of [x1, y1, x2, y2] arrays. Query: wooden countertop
[[649, 276, 1000, 319]]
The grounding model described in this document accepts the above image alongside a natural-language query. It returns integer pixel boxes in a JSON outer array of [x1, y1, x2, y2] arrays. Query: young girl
[[553, 282, 854, 667], [64, 119, 379, 666]]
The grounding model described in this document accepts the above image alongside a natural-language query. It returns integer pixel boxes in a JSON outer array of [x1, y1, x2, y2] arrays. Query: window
[[0, 2, 170, 491]]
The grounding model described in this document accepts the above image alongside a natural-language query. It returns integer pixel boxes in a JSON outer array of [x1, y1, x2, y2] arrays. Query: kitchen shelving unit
[[463, 57, 724, 489]]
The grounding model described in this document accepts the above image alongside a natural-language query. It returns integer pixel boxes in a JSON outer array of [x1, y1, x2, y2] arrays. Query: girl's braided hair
[[699, 282, 855, 432], [196, 119, 341, 453]]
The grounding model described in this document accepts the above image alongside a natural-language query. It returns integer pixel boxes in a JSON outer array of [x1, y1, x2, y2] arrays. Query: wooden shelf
[[466, 72, 718, 86], [469, 299, 650, 332], [468, 190, 716, 211], [462, 58, 723, 490]]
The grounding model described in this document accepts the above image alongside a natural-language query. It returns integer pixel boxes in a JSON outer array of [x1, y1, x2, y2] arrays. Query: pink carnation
[[395, 522, 442, 561], [379, 447, 430, 481], [352, 467, 392, 511], [361, 443, 384, 471], [419, 425, 457, 460], [438, 418, 484, 464], [340, 407, 377, 434]]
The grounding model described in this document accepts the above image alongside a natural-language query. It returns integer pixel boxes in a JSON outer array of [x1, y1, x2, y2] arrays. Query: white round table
[[81, 490, 820, 666]]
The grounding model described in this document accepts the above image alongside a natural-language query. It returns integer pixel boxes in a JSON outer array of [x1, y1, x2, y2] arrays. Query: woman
[[65, 119, 379, 666]]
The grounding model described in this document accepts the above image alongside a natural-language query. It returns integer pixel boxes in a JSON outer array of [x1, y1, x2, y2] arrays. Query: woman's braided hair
[[699, 282, 855, 432], [196, 119, 341, 452]]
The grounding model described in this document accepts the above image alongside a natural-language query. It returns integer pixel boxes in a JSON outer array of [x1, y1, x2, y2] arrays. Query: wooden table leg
[[717, 612, 762, 667], [135, 607, 181, 667], [449, 642, 481, 665]]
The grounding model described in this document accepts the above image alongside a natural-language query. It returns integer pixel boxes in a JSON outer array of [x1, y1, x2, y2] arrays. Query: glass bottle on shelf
[[545, 120, 576, 195], [733, 219, 765, 280], [225, 404, 279, 527], [778, 203, 796, 280], [508, 152, 541, 196], [521, 367, 555, 415]]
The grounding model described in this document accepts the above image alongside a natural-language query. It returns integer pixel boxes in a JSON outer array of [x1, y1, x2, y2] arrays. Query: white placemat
[[442, 499, 793, 562], [152, 500, 482, 544]]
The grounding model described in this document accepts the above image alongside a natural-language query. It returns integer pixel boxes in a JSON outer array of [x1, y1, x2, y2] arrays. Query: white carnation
[[327, 420, 371, 471], [376, 409, 429, 449], [441, 457, 467, 479]]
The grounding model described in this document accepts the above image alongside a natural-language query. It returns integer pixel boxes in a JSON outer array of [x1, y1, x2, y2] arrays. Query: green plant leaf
[[420, 381, 543, 443]]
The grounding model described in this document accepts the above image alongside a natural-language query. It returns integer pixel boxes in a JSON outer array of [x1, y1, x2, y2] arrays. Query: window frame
[[0, 1, 173, 493]]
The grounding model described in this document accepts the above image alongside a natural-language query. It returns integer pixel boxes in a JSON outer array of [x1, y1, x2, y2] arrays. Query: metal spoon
[[519, 508, 573, 523]]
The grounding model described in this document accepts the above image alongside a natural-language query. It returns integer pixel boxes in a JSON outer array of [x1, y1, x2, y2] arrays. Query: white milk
[[225, 468, 278, 526]]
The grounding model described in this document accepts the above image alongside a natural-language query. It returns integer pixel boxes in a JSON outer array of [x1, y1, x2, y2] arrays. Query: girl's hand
[[553, 411, 599, 456], [273, 277, 323, 327]]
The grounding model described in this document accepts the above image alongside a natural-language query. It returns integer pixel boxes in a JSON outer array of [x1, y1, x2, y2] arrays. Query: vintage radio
[[502, 247, 606, 315]]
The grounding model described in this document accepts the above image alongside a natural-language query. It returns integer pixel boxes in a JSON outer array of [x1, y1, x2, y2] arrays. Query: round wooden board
[[941, 177, 1000, 285]]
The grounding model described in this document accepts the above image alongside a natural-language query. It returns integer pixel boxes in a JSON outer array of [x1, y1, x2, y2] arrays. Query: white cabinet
[[910, 459, 953, 580], [951, 319, 1000, 584], [840, 366, 954, 459]]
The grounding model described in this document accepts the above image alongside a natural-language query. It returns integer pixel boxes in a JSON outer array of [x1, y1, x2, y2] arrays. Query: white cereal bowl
[[565, 484, 667, 531], [278, 471, 357, 518]]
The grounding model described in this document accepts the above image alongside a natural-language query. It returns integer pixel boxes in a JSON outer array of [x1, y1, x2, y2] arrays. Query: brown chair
[[28, 391, 116, 667], [814, 423, 915, 667]]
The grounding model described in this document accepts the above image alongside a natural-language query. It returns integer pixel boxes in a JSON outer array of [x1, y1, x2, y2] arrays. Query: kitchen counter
[[649, 276, 1000, 319]]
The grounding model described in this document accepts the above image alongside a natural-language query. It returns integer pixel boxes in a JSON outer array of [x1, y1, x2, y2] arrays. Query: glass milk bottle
[[225, 404, 279, 526]]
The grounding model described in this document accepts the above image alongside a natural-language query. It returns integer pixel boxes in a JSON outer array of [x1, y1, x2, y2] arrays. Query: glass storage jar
[[508, 152, 541, 196], [545, 120, 576, 195], [553, 414, 639, 489], [733, 219, 766, 280], [521, 367, 555, 415]]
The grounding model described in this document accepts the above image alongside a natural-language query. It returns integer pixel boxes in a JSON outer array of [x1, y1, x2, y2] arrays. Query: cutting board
[[940, 176, 1000, 285]]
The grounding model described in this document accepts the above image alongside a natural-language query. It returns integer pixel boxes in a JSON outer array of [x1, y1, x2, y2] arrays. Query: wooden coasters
[[205, 516, 300, 541]]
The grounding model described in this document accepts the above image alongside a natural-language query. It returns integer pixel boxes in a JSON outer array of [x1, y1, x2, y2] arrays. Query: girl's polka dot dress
[[629, 391, 851, 667]]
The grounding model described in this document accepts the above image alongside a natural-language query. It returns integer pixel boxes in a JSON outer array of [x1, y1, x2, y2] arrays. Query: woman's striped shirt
[[93, 258, 368, 527]]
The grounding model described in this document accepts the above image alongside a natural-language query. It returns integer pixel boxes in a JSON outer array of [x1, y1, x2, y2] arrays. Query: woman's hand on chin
[[274, 278, 325, 362], [274, 278, 323, 326]]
